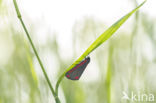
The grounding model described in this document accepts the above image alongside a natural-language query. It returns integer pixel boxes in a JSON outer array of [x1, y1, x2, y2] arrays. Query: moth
[[65, 57, 90, 80]]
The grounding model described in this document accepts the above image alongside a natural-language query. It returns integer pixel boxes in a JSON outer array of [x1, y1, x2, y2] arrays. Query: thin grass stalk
[[12, 0, 60, 102], [106, 43, 113, 103]]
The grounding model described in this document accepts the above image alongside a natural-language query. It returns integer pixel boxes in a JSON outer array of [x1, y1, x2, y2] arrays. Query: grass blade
[[55, 0, 146, 97]]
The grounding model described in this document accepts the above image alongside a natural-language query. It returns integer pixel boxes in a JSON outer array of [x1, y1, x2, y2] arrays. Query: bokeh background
[[0, 0, 156, 103]]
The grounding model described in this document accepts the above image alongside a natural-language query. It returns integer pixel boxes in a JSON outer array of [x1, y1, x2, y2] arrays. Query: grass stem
[[13, 0, 60, 102]]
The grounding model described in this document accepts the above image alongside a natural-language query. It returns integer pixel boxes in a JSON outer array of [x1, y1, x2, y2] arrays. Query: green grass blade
[[55, 0, 146, 96], [83, 0, 146, 56], [105, 44, 113, 103], [25, 41, 38, 85]]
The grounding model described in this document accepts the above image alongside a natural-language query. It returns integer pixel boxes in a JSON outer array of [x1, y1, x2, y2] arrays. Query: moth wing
[[65, 57, 90, 80], [66, 63, 88, 80]]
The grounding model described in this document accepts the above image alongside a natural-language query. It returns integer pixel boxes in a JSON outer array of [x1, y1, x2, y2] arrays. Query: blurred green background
[[0, 0, 156, 103]]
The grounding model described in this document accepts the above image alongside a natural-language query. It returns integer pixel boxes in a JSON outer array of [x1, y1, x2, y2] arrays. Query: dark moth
[[65, 57, 90, 80]]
